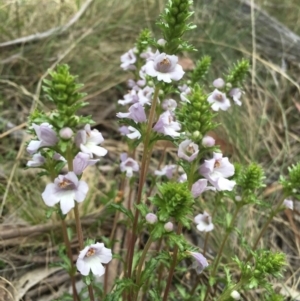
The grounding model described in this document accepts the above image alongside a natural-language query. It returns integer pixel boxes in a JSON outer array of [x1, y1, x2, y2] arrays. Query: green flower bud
[[171, 7, 179, 15], [151, 182, 194, 227], [192, 130, 201, 140], [177, 84, 216, 143], [156, 0, 195, 54], [226, 59, 249, 87], [237, 163, 265, 191], [191, 56, 211, 84]]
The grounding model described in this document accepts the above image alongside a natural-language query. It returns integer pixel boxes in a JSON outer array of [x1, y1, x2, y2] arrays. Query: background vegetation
[[0, 0, 299, 300]]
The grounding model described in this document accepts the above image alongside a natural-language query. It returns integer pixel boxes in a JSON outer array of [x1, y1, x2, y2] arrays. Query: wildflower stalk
[[67, 150, 95, 301], [126, 86, 160, 280], [162, 222, 183, 301], [51, 163, 79, 301], [246, 196, 286, 261], [104, 181, 126, 296], [134, 235, 154, 300], [61, 219, 80, 301], [204, 205, 241, 301]]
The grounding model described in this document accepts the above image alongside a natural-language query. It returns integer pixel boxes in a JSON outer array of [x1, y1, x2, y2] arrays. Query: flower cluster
[[207, 77, 243, 111], [26, 65, 112, 281], [26, 122, 107, 214]]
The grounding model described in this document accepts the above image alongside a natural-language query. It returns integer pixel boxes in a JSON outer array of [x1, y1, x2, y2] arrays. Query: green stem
[[126, 86, 160, 283], [134, 236, 154, 301], [189, 274, 201, 297], [212, 206, 240, 275], [204, 205, 241, 301], [61, 219, 80, 301], [216, 282, 243, 301], [162, 223, 183, 301], [246, 196, 286, 261]]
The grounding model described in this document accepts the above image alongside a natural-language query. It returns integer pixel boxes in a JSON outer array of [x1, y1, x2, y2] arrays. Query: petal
[[42, 183, 59, 206], [27, 140, 42, 154], [199, 159, 215, 176], [215, 158, 235, 178], [156, 72, 172, 83], [196, 222, 208, 232], [65, 172, 79, 186], [80, 144, 93, 157], [96, 245, 112, 264], [86, 144, 108, 157], [76, 258, 90, 276], [192, 179, 208, 198], [75, 130, 87, 147], [126, 168, 133, 178], [216, 178, 236, 191], [211, 102, 221, 111], [116, 112, 131, 119], [169, 65, 185, 81], [120, 153, 128, 162], [127, 130, 141, 139], [78, 246, 90, 259], [57, 190, 76, 214], [88, 131, 104, 144], [144, 61, 157, 77], [75, 181, 89, 203], [90, 259, 105, 277]]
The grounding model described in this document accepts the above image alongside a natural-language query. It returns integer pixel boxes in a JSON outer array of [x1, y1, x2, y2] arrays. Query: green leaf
[[109, 203, 133, 221]]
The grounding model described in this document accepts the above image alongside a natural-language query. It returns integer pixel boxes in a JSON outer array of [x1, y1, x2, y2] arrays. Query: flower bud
[[202, 136, 215, 147], [157, 38, 167, 46], [145, 213, 157, 224], [235, 195, 242, 202], [192, 130, 201, 140], [59, 127, 73, 140], [213, 78, 225, 89], [164, 222, 174, 232], [230, 290, 241, 300]]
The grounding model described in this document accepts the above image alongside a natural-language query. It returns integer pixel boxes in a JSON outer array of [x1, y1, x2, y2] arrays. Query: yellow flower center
[[86, 248, 96, 257], [214, 160, 221, 168], [160, 58, 170, 66], [58, 179, 72, 188]]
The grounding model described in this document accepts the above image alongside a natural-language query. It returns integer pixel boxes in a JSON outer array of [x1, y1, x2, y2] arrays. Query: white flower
[[75, 124, 107, 158], [126, 126, 141, 140], [199, 152, 236, 191], [155, 164, 176, 179], [27, 123, 58, 154], [207, 89, 231, 111], [76, 242, 112, 277], [42, 172, 89, 214], [27, 152, 45, 167], [194, 211, 214, 232], [120, 153, 139, 177], [120, 48, 137, 70], [213, 78, 225, 88], [178, 139, 199, 162], [137, 86, 154, 106], [162, 98, 177, 111], [230, 88, 242, 106], [144, 51, 184, 83], [153, 111, 181, 137]]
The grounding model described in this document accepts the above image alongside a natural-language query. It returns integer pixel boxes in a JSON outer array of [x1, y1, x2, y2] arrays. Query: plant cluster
[[24, 1, 294, 300]]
